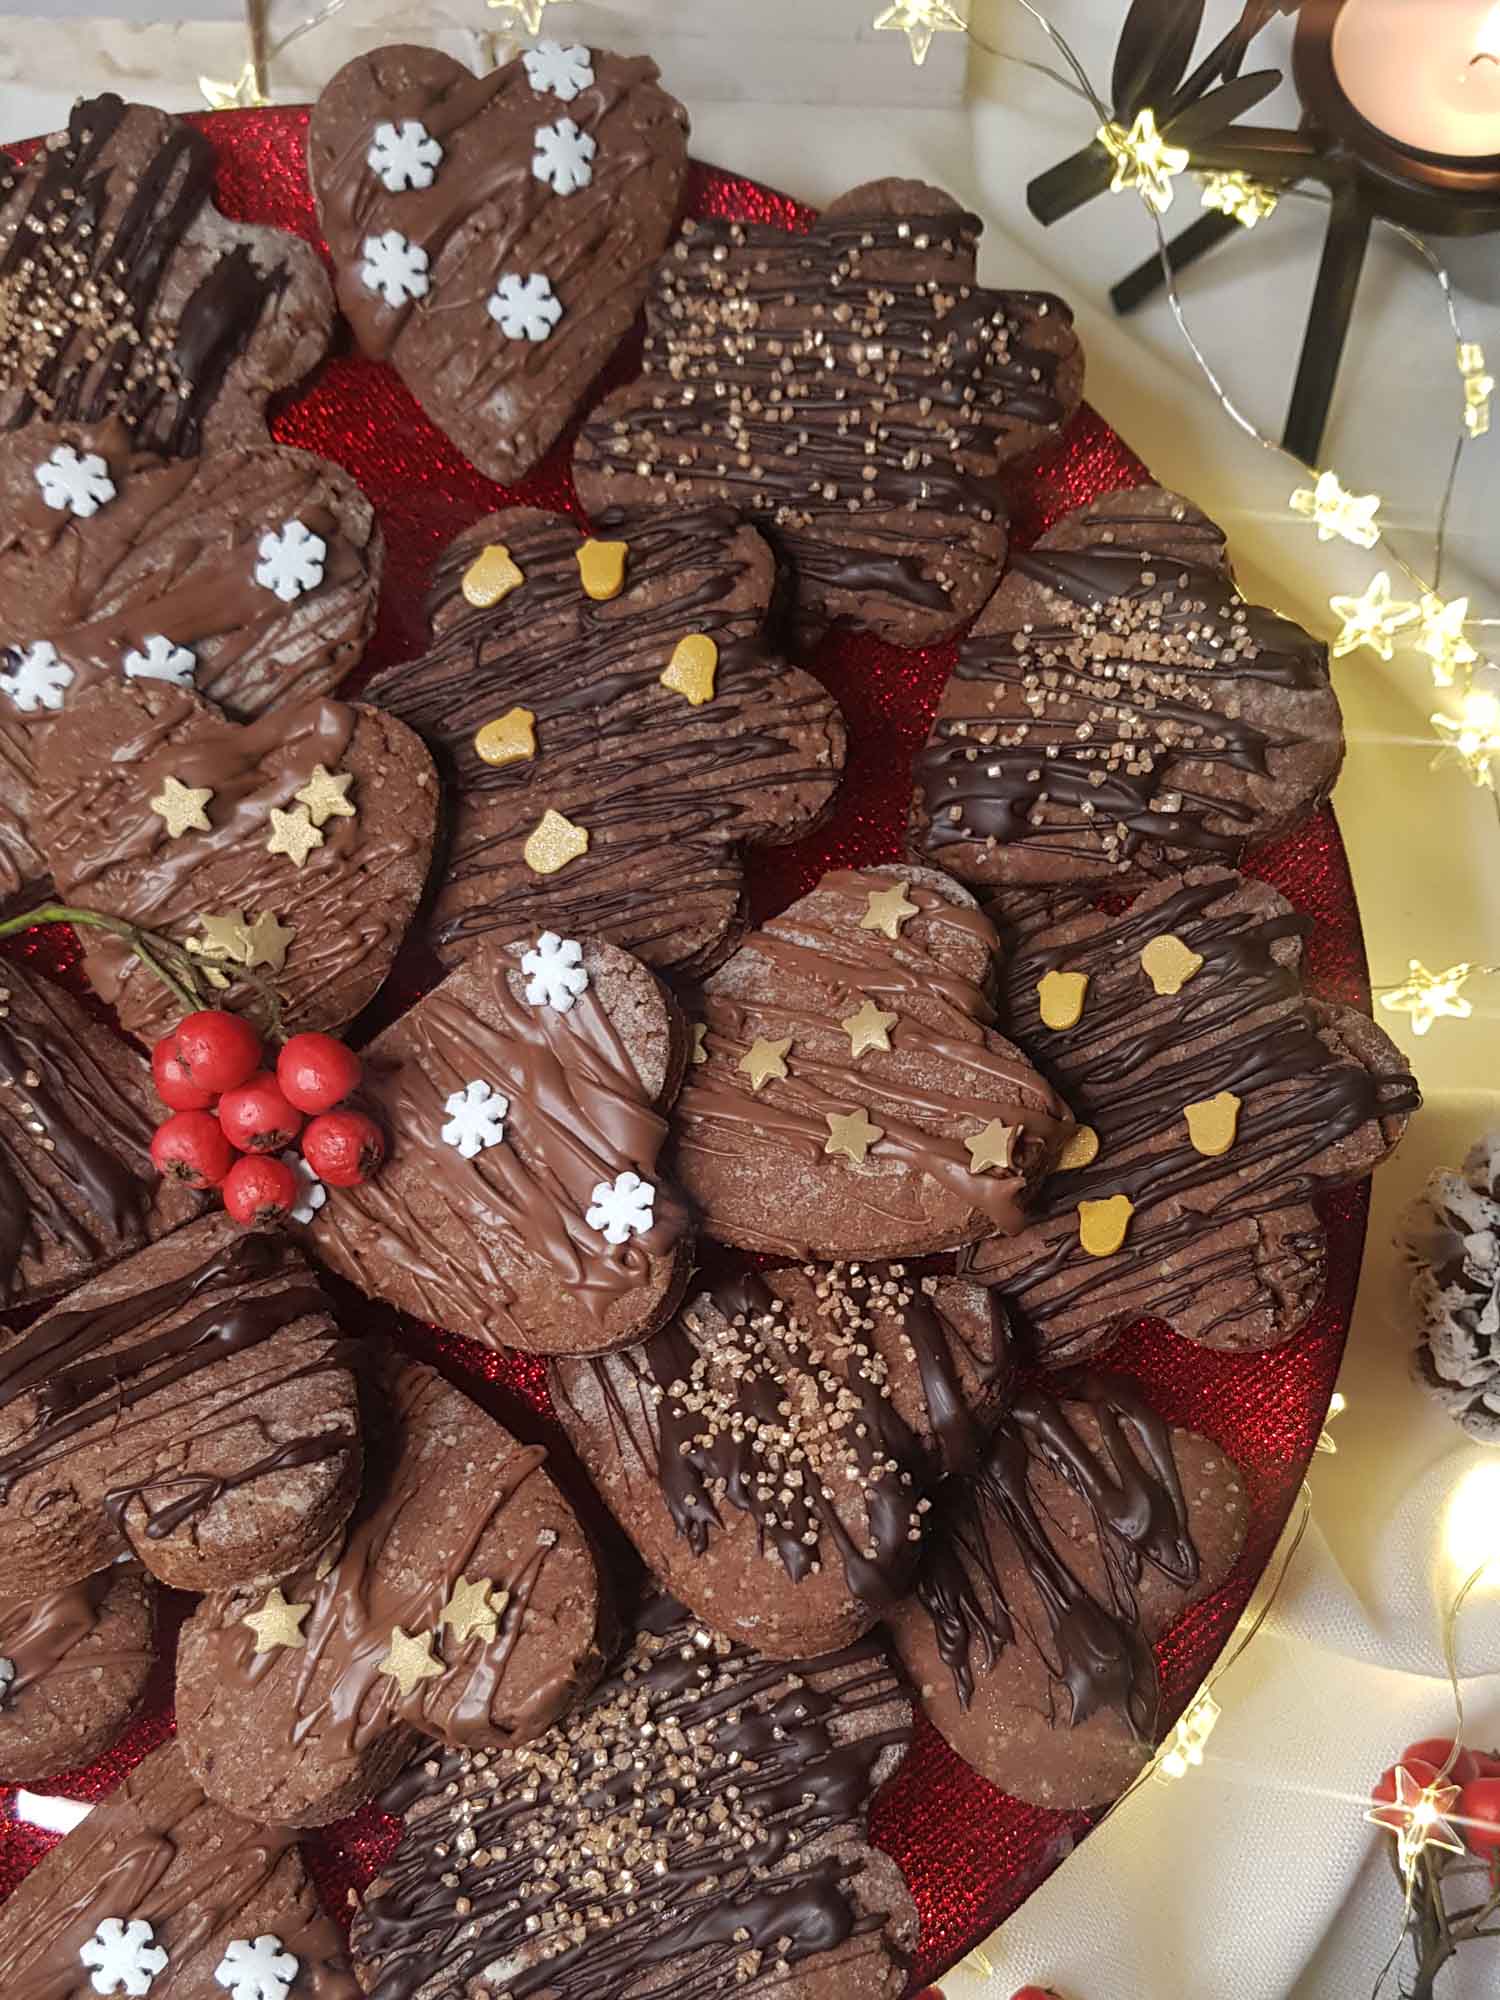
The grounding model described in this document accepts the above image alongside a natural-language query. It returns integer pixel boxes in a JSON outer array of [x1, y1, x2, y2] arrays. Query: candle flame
[[1472, 2, 1500, 64]]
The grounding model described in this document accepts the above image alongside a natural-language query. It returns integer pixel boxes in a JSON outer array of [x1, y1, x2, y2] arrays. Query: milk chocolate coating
[[0, 94, 333, 451], [0, 1739, 359, 1998], [308, 935, 694, 1356], [0, 420, 382, 907], [0, 964, 200, 1310], [309, 44, 689, 484], [889, 1374, 1248, 1809], [575, 179, 1083, 648], [553, 1264, 1008, 1656], [913, 486, 1345, 886], [353, 1595, 917, 2000], [34, 678, 438, 1048], [0, 1212, 362, 1597], [966, 868, 1420, 1356], [365, 503, 845, 980], [177, 1361, 610, 1826], [672, 865, 1073, 1259], [0, 1564, 156, 1783]]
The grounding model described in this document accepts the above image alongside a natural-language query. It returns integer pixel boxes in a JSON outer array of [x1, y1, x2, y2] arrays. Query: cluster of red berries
[[1372, 1736, 1500, 1857], [148, 1010, 385, 1226]]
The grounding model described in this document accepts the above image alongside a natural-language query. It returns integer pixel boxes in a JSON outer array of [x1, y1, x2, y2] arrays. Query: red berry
[[218, 1073, 303, 1155], [1458, 1776, 1500, 1854], [172, 1010, 263, 1096], [1472, 1750, 1500, 1778], [276, 1032, 362, 1115], [1010, 1989, 1062, 2000], [222, 1153, 299, 1228], [150, 1110, 236, 1188], [1400, 1738, 1480, 1785], [302, 1109, 386, 1188], [151, 1036, 215, 1112]]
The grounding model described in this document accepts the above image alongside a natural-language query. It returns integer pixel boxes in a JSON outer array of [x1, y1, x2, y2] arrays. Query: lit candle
[[1332, 0, 1500, 159]]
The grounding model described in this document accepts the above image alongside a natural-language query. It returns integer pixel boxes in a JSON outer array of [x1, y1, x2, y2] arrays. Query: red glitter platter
[[0, 108, 1371, 1987]]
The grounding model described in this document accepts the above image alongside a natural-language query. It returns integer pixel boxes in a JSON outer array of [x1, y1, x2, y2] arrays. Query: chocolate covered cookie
[[0, 94, 333, 450], [0, 1213, 362, 1597], [553, 1263, 1007, 1656], [576, 179, 1083, 646], [309, 42, 689, 483], [1, 964, 200, 1310], [967, 868, 1420, 1356], [0, 1739, 359, 1997], [889, 1373, 1247, 1809], [309, 934, 693, 1354], [0, 1563, 156, 1783], [913, 487, 1344, 885], [354, 1594, 917, 2000], [365, 504, 845, 979], [0, 419, 382, 907], [672, 865, 1072, 1259], [34, 678, 438, 1048]]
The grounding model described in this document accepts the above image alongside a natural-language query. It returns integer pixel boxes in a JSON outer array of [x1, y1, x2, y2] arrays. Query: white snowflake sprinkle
[[214, 1934, 299, 2000], [442, 1079, 510, 1160], [488, 272, 564, 342], [281, 1152, 327, 1226], [34, 444, 115, 517], [521, 932, 589, 1012], [255, 519, 328, 604], [123, 634, 196, 688], [0, 1657, 14, 1707], [587, 1171, 656, 1246], [0, 639, 73, 714], [366, 118, 443, 193], [80, 1918, 168, 1997], [524, 41, 595, 103], [532, 118, 596, 196], [360, 229, 430, 307]]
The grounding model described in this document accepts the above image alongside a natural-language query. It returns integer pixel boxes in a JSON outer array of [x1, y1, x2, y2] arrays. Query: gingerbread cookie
[[0, 1738, 358, 1996], [0, 1563, 156, 1783], [33, 678, 438, 1048], [308, 42, 689, 483], [0, 420, 382, 907], [365, 503, 845, 979], [1, 965, 200, 1310], [575, 179, 1083, 647], [889, 1373, 1247, 1809], [671, 865, 1072, 1259], [553, 1263, 1007, 1656], [967, 868, 1420, 1356], [354, 1594, 916, 2000], [913, 487, 1344, 886], [0, 94, 333, 451], [308, 934, 692, 1354], [0, 1212, 362, 1598]]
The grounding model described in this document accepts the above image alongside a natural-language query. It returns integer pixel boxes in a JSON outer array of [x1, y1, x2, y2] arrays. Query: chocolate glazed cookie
[[353, 1594, 918, 2000], [0, 1564, 156, 1783], [888, 1373, 1247, 1810], [553, 1265, 1008, 1657]]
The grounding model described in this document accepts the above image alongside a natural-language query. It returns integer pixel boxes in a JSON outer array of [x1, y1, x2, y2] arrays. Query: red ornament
[[150, 1110, 236, 1188], [172, 1010, 263, 1096], [1400, 1738, 1480, 1786], [276, 1032, 362, 1115], [303, 1108, 386, 1187], [218, 1072, 303, 1154], [150, 1037, 215, 1112], [222, 1153, 299, 1227], [1458, 1777, 1500, 1854]]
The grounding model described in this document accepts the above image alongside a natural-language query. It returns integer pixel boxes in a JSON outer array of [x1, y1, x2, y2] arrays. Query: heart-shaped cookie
[[0, 94, 333, 451], [308, 42, 689, 483], [364, 504, 845, 978], [0, 1563, 156, 1783], [33, 677, 438, 1047], [0, 419, 382, 907], [912, 486, 1345, 886], [178, 1360, 611, 1826], [0, 1213, 363, 1598], [671, 865, 1073, 1259], [308, 934, 693, 1355]]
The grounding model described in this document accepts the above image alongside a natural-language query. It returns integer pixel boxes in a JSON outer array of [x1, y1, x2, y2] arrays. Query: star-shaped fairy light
[[266, 804, 325, 870], [1315, 1389, 1348, 1457], [486, 0, 564, 34], [1154, 1687, 1221, 1782], [1368, 1764, 1466, 1880], [378, 1625, 446, 1700], [1199, 170, 1279, 229], [1432, 690, 1500, 788], [439, 1576, 504, 1648], [1328, 572, 1420, 661], [1415, 593, 1478, 689], [824, 1108, 884, 1166], [872, 0, 968, 66], [198, 61, 269, 112], [1289, 470, 1382, 550], [1097, 109, 1190, 215], [241, 1585, 311, 1655], [1380, 960, 1477, 1036], [150, 775, 214, 839], [860, 883, 919, 940], [965, 1120, 1018, 1175], [1460, 341, 1494, 439], [738, 1037, 792, 1093], [294, 764, 356, 828], [841, 999, 897, 1058]]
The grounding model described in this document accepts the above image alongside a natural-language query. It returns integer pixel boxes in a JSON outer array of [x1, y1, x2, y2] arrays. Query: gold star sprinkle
[[872, 0, 968, 67], [859, 883, 919, 940], [1198, 170, 1278, 229], [266, 804, 325, 869], [1415, 593, 1478, 689], [824, 1108, 884, 1166], [1380, 960, 1476, 1036], [524, 808, 589, 876], [1037, 969, 1088, 1029], [1288, 470, 1381, 549], [689, 1022, 709, 1065], [245, 910, 294, 973], [150, 775, 213, 839], [1098, 108, 1190, 214], [475, 706, 537, 768], [1057, 1124, 1100, 1170], [841, 1000, 898, 1058], [191, 911, 253, 964], [462, 543, 524, 610], [739, 1036, 792, 1092], [439, 1575, 502, 1648], [294, 764, 357, 828], [1184, 1089, 1241, 1158], [1329, 572, 1419, 661], [965, 1120, 1018, 1175], [1079, 1194, 1134, 1258], [660, 634, 719, 707], [377, 1626, 446, 1700], [577, 539, 629, 602], [242, 1585, 311, 1655], [1141, 933, 1204, 996]]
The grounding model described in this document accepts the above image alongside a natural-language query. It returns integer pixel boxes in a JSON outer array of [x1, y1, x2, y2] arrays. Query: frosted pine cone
[[1404, 1133, 1500, 1443]]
